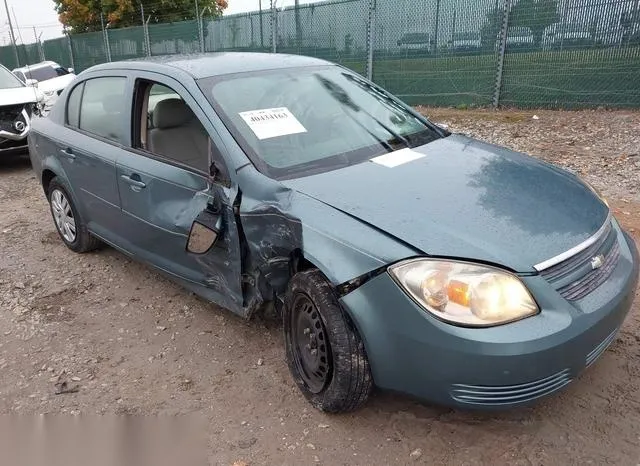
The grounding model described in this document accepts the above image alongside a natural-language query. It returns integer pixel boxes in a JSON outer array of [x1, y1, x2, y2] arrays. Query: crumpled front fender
[[237, 168, 419, 313]]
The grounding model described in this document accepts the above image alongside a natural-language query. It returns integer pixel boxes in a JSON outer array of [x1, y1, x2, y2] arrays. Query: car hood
[[0, 86, 40, 105], [283, 134, 609, 273], [37, 74, 75, 93]]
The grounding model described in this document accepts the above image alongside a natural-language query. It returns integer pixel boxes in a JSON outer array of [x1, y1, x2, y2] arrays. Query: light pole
[[260, 0, 264, 48], [3, 0, 19, 65], [433, 0, 441, 54]]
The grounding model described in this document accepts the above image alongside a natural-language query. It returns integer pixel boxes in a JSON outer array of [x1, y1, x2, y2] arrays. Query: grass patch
[[343, 47, 640, 109]]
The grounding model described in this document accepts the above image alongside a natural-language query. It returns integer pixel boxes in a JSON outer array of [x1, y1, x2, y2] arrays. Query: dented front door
[[115, 153, 245, 314]]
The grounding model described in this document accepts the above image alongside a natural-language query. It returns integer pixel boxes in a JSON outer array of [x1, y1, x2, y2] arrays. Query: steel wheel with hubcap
[[284, 269, 373, 413], [50, 189, 76, 243], [47, 176, 101, 253]]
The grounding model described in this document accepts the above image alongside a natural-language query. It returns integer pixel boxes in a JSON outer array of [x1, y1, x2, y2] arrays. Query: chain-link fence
[[1, 0, 639, 108]]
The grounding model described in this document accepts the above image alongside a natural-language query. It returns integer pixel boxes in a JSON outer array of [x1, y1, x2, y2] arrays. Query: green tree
[[55, 0, 228, 34], [510, 0, 559, 46], [480, 5, 504, 51], [481, 0, 558, 49]]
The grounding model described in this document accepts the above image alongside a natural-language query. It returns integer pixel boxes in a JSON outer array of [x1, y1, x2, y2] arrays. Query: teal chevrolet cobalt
[[27, 53, 639, 412]]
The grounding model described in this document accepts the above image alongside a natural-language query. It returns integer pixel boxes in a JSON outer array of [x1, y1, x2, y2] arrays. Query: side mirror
[[25, 78, 38, 87], [187, 210, 223, 254], [68, 68, 75, 74]]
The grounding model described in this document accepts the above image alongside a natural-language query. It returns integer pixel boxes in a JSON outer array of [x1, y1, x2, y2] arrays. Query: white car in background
[[0, 64, 43, 156], [449, 31, 482, 52], [12, 61, 75, 111], [542, 23, 593, 50], [397, 33, 433, 54], [496, 27, 535, 50]]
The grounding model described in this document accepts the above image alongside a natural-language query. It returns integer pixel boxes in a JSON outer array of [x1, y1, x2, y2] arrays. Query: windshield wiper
[[357, 106, 411, 149], [316, 73, 410, 150], [340, 108, 395, 152], [343, 72, 447, 139]]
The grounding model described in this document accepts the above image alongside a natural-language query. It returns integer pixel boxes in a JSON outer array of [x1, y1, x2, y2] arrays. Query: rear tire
[[47, 176, 101, 253], [284, 269, 373, 413]]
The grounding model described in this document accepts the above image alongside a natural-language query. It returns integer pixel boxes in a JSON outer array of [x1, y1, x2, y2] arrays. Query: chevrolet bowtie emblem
[[591, 254, 605, 270]]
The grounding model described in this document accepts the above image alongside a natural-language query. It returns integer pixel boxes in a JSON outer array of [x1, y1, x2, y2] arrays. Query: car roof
[[90, 52, 333, 79]]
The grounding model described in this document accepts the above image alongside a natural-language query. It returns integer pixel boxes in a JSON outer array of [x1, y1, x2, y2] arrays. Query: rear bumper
[[340, 225, 639, 409]]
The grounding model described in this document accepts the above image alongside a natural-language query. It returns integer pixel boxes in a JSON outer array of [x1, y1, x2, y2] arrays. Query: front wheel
[[284, 269, 373, 413]]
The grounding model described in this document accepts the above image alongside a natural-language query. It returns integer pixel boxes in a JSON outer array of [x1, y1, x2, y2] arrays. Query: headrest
[[153, 98, 194, 129]]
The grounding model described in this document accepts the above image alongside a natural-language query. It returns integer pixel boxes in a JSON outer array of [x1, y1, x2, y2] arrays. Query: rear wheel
[[284, 269, 373, 413], [47, 177, 100, 253]]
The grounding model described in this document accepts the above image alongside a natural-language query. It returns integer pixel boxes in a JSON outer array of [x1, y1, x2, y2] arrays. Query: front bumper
[[0, 107, 30, 154], [0, 134, 28, 154], [340, 225, 639, 409]]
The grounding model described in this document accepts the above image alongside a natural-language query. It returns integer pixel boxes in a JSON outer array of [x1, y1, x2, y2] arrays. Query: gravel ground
[[1, 109, 640, 465]]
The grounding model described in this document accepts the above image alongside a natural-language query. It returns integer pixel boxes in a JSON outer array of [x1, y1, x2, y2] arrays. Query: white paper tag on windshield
[[370, 148, 426, 168], [239, 107, 307, 140]]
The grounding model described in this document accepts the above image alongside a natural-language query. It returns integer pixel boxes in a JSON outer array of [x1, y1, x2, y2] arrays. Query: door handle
[[59, 148, 75, 160], [120, 174, 146, 189]]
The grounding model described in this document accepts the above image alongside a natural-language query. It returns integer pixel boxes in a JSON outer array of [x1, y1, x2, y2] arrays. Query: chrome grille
[[557, 241, 620, 301], [538, 220, 619, 301], [451, 369, 572, 406], [539, 222, 614, 282]]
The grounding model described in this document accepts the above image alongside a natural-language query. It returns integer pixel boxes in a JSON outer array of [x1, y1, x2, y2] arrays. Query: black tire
[[47, 176, 101, 253], [284, 269, 373, 413]]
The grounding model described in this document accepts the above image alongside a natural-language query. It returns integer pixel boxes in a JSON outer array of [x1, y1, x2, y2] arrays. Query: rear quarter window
[[77, 77, 127, 144], [66, 83, 83, 128]]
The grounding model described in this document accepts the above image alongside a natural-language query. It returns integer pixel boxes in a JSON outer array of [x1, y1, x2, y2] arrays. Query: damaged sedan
[[28, 53, 639, 412], [0, 63, 43, 156]]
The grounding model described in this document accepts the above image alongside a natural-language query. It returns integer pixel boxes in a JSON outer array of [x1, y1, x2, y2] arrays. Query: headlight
[[388, 259, 538, 327]]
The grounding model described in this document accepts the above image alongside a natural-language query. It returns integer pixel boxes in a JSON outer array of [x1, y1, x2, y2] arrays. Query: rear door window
[[78, 77, 127, 143]]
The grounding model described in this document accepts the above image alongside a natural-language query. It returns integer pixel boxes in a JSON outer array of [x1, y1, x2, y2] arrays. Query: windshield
[[0, 66, 24, 89], [199, 66, 444, 179], [24, 65, 65, 82]]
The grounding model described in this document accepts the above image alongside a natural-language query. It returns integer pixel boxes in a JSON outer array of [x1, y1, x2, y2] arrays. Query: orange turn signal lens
[[447, 280, 470, 307]]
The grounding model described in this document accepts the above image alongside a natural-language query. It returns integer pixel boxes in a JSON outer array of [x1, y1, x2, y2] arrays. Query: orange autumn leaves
[[55, 0, 228, 33]]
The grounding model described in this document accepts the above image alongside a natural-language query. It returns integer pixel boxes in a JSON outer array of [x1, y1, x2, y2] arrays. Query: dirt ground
[[1, 109, 640, 465]]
